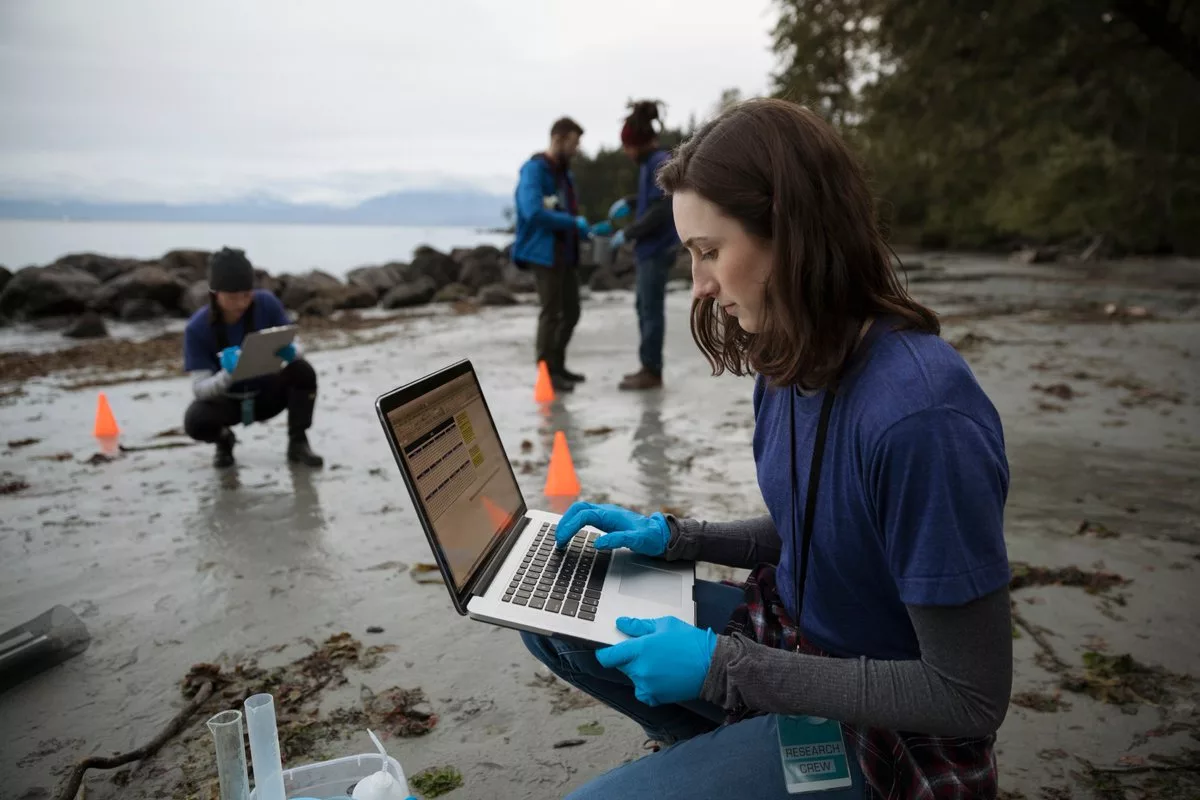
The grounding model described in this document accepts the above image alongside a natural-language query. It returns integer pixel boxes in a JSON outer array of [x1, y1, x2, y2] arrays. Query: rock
[[182, 281, 210, 315], [0, 265, 10, 294], [92, 266, 188, 314], [0, 265, 102, 320], [158, 249, 210, 282], [297, 296, 336, 318], [589, 265, 635, 292], [1012, 247, 1059, 265], [347, 262, 406, 299], [407, 247, 460, 289], [433, 283, 472, 303], [63, 311, 109, 339], [254, 269, 281, 295], [450, 247, 473, 265], [502, 263, 537, 294], [458, 250, 505, 291], [279, 270, 343, 310], [51, 253, 145, 283], [381, 277, 437, 309], [478, 284, 518, 306], [336, 283, 379, 310], [119, 298, 168, 321]]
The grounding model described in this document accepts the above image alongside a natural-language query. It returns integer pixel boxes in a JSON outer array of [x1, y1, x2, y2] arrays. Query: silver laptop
[[375, 359, 695, 645]]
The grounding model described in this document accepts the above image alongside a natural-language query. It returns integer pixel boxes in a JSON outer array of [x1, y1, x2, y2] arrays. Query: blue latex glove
[[575, 215, 591, 237], [596, 616, 717, 706], [610, 229, 627, 249], [609, 198, 632, 220], [590, 220, 614, 237], [276, 342, 297, 364], [219, 346, 241, 374], [554, 502, 670, 556]]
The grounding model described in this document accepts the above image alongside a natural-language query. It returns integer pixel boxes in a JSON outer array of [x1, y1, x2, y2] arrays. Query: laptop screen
[[384, 370, 524, 590]]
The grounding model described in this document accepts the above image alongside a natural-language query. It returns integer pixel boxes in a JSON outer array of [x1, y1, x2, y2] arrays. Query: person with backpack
[[182, 247, 324, 469], [512, 116, 593, 393], [603, 100, 681, 391]]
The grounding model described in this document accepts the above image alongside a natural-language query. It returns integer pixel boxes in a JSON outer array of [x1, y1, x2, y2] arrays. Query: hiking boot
[[213, 428, 236, 469], [287, 434, 325, 468], [550, 373, 576, 393], [560, 367, 586, 383], [618, 369, 663, 391]]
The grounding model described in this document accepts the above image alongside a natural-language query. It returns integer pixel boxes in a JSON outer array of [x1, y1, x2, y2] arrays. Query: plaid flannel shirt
[[722, 564, 999, 799]]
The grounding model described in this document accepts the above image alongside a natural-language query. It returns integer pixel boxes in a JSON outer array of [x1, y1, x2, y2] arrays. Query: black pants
[[533, 264, 581, 372], [184, 359, 318, 443]]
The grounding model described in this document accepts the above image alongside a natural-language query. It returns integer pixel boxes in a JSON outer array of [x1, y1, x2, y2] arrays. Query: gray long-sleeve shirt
[[665, 515, 1012, 737]]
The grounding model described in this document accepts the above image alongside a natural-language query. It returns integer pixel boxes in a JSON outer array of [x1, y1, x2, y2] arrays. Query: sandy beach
[[2, 252, 1198, 799]]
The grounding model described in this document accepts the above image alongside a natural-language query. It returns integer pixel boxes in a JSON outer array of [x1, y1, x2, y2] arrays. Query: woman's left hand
[[596, 616, 717, 706]]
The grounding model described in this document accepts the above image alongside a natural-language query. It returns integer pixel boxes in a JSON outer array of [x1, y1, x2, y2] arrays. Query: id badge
[[776, 715, 853, 794], [240, 397, 254, 427]]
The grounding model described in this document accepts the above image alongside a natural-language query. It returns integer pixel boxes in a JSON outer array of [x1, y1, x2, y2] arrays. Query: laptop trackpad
[[617, 558, 683, 606]]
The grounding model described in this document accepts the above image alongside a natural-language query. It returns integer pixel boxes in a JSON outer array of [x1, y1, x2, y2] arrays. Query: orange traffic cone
[[93, 392, 120, 438], [534, 360, 555, 404], [544, 431, 581, 497]]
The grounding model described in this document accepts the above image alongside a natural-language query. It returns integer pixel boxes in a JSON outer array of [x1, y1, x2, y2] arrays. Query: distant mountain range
[[0, 189, 511, 227]]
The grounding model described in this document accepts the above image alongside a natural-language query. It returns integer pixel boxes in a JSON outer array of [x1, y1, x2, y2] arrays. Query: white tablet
[[230, 325, 298, 383]]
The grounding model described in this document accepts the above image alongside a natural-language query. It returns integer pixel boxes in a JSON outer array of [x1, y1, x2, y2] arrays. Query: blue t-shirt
[[753, 320, 1011, 661], [183, 289, 291, 393], [634, 149, 680, 262]]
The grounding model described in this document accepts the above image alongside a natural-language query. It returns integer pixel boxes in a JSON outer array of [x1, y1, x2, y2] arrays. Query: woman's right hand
[[555, 502, 671, 557]]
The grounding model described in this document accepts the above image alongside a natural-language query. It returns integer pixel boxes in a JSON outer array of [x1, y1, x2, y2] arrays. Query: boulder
[[254, 269, 282, 296], [433, 283, 472, 303], [182, 281, 210, 315], [0, 265, 10, 294], [63, 311, 109, 339], [0, 265, 101, 320], [347, 262, 406, 299], [279, 270, 343, 310], [458, 250, 505, 291], [502, 262, 537, 294], [407, 247, 460, 289], [119, 298, 168, 321], [336, 283, 379, 310], [92, 266, 188, 314], [589, 265, 635, 292], [478, 284, 518, 306], [297, 297, 336, 318], [51, 253, 144, 283], [450, 247, 473, 265], [381, 277, 437, 309], [158, 249, 211, 282]]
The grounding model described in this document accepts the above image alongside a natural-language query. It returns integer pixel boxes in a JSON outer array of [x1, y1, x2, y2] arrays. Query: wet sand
[[2, 254, 1199, 799]]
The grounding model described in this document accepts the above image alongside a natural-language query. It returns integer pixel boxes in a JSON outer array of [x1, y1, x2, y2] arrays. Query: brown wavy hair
[[657, 98, 938, 390]]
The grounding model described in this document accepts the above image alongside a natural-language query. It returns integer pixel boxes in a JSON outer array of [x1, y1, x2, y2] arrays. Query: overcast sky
[[0, 0, 777, 205]]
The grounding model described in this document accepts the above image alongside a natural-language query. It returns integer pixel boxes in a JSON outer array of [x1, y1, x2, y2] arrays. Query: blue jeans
[[634, 249, 675, 375], [520, 580, 870, 799]]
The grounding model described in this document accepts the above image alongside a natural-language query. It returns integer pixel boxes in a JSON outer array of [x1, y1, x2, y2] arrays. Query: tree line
[[525, 3, 1199, 256]]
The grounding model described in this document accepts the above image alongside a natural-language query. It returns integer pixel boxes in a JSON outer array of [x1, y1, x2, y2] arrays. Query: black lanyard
[[788, 383, 837, 652]]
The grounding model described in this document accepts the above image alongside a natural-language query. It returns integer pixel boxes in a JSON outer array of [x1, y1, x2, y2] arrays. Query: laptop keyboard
[[502, 523, 610, 621]]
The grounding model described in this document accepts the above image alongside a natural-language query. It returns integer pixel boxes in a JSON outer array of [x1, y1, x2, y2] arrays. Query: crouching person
[[182, 247, 324, 469]]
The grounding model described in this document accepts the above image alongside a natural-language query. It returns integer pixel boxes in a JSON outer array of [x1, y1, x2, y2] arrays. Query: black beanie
[[208, 247, 254, 292]]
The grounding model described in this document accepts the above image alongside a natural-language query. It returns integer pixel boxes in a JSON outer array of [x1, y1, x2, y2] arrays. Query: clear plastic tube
[[206, 710, 250, 800], [244, 693, 286, 800]]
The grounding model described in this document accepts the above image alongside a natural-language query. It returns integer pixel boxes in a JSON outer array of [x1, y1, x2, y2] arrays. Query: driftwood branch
[[55, 681, 214, 800], [1011, 604, 1070, 672]]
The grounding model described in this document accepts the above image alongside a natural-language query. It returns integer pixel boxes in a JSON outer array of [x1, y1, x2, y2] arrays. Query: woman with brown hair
[[523, 98, 1013, 798]]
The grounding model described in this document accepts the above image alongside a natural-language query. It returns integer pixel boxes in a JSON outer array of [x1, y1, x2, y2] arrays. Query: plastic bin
[[247, 752, 408, 799]]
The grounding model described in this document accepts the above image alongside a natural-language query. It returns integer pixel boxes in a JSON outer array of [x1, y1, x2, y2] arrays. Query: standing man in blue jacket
[[605, 100, 680, 391], [512, 116, 592, 393]]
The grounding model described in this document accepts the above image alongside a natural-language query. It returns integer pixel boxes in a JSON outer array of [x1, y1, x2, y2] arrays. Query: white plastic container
[[247, 753, 408, 799]]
